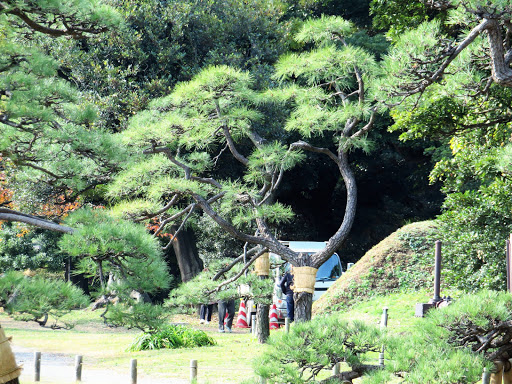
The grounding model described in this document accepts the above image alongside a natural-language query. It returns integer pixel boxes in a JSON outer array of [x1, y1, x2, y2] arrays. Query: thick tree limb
[[0, 208, 74, 233], [222, 125, 249, 166], [390, 19, 491, 100], [2, 4, 108, 39], [486, 18, 512, 87], [192, 193, 297, 260]]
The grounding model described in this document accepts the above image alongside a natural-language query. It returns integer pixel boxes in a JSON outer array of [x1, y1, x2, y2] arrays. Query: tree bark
[[0, 208, 74, 233], [294, 252, 314, 322], [171, 225, 203, 282], [65, 256, 89, 295], [485, 19, 512, 87], [256, 275, 270, 343], [294, 291, 313, 322], [256, 302, 270, 343]]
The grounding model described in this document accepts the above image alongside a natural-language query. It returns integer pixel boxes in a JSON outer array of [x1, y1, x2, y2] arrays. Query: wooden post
[[190, 359, 197, 383], [75, 355, 83, 382], [379, 307, 388, 367], [34, 352, 41, 382], [508, 238, 512, 292], [332, 362, 340, 376], [285, 317, 290, 333], [251, 315, 256, 335], [130, 359, 137, 384], [433, 241, 442, 302], [482, 368, 491, 384], [380, 307, 389, 329]]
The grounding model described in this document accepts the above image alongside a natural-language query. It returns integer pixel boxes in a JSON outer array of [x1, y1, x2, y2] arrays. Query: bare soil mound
[[313, 220, 439, 315]]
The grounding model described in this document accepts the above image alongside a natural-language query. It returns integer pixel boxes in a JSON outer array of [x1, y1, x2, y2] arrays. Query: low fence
[[28, 352, 259, 384]]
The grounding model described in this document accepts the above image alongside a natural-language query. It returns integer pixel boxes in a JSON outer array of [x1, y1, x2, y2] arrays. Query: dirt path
[[13, 346, 188, 384]]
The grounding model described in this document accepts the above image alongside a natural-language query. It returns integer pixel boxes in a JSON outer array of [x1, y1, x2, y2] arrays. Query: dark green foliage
[[438, 183, 512, 291], [59, 208, 171, 293], [128, 324, 216, 351], [300, 0, 373, 28], [0, 271, 89, 329], [104, 300, 169, 333], [166, 257, 273, 316], [0, 223, 65, 272], [255, 315, 382, 383], [54, 0, 293, 132], [374, 291, 510, 384], [258, 291, 509, 383], [408, 89, 512, 291], [371, 0, 431, 38]]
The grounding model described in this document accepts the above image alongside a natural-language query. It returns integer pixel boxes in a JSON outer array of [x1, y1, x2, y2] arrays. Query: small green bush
[[255, 315, 382, 383], [0, 271, 89, 328], [128, 325, 216, 351]]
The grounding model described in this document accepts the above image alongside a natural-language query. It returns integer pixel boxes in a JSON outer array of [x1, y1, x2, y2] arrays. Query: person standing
[[280, 269, 294, 322], [199, 303, 213, 324], [218, 299, 235, 333]]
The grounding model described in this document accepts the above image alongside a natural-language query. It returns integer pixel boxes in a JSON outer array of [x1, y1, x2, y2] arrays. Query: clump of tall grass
[[128, 325, 216, 351]]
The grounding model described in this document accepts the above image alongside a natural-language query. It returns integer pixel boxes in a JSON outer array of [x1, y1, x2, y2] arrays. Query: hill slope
[[313, 220, 440, 315]]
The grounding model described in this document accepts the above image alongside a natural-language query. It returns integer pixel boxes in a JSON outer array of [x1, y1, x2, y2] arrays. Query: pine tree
[[110, 16, 382, 323]]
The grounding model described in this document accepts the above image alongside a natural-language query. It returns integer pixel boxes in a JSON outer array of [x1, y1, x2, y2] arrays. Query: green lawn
[[2, 290, 462, 383], [2, 311, 268, 384]]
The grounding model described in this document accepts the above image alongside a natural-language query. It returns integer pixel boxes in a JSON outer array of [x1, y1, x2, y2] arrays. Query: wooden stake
[[130, 359, 137, 384], [482, 368, 490, 384], [190, 359, 197, 383], [75, 355, 83, 382], [34, 352, 41, 382]]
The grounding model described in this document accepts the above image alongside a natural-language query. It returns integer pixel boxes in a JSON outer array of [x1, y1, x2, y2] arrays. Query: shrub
[[0, 271, 89, 328], [255, 291, 510, 383], [254, 315, 382, 383], [128, 325, 216, 351], [104, 299, 169, 332]]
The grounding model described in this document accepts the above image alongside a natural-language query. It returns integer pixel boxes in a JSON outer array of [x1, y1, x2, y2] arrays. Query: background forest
[[2, 0, 512, 323]]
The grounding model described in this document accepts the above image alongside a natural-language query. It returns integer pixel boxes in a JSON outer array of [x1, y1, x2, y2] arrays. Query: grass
[[3, 288, 466, 384], [3, 221, 463, 383], [2, 310, 268, 384]]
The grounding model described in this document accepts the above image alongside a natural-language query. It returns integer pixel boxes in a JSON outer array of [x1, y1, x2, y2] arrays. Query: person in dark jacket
[[280, 270, 294, 322]]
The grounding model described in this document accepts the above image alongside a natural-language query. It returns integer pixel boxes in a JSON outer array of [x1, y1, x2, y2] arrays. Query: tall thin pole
[[506, 240, 510, 293], [433, 241, 442, 302], [379, 308, 388, 367]]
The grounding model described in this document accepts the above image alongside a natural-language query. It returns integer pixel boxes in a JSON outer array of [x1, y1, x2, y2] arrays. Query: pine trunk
[[171, 226, 203, 282], [294, 291, 313, 322], [65, 256, 89, 294], [256, 303, 270, 343], [294, 252, 314, 322]]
